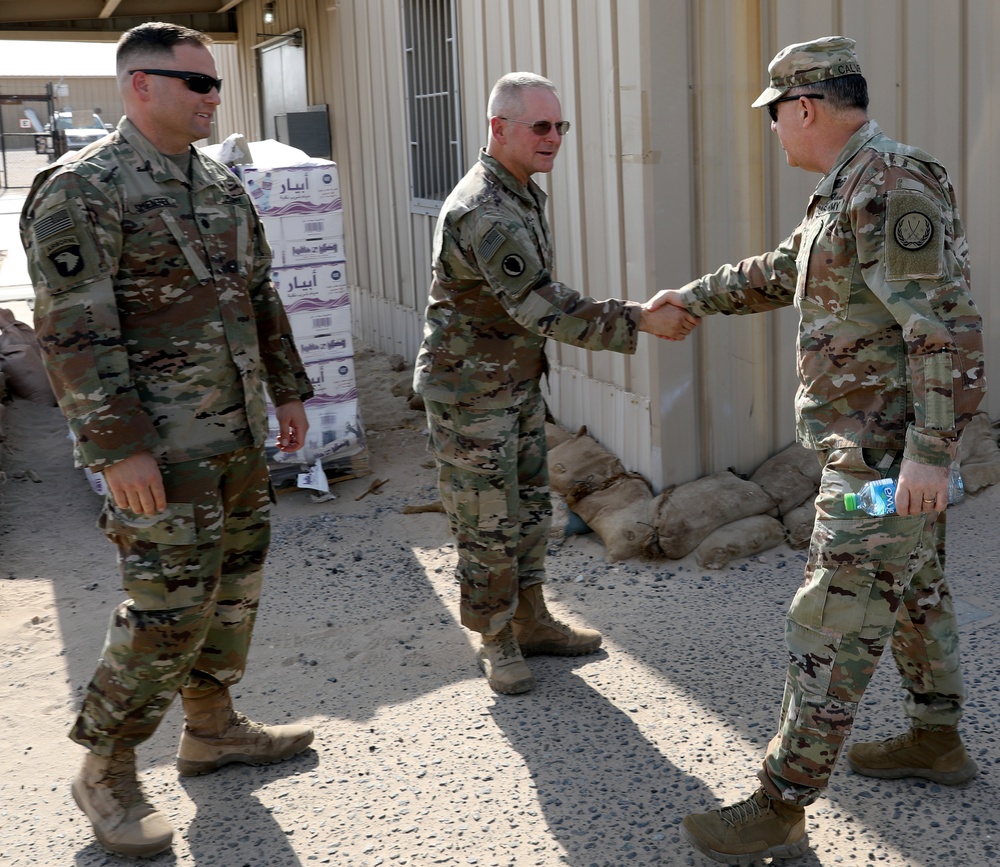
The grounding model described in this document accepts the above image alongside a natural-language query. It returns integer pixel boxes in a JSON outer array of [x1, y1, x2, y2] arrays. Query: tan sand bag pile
[[695, 514, 787, 569], [645, 470, 777, 559], [749, 442, 821, 516], [571, 474, 654, 562], [548, 430, 627, 506]]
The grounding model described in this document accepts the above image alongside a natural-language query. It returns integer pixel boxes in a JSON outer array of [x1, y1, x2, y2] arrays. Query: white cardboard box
[[240, 162, 341, 216]]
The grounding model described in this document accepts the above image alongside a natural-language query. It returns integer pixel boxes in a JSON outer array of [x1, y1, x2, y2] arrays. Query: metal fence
[[0, 134, 48, 189]]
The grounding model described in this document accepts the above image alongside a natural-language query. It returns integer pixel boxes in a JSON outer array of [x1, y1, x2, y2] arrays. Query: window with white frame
[[401, 0, 462, 215]]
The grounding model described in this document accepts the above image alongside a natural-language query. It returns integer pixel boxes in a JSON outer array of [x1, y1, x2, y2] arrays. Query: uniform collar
[[116, 116, 218, 191], [814, 119, 882, 197], [479, 149, 547, 208]]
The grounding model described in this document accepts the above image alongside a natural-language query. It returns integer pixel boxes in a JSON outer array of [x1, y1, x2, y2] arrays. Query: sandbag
[[749, 442, 821, 516], [695, 514, 787, 569], [957, 412, 1000, 494], [572, 474, 654, 562], [0, 309, 55, 406], [545, 421, 575, 451], [647, 470, 777, 559], [547, 431, 626, 505], [782, 497, 817, 550]]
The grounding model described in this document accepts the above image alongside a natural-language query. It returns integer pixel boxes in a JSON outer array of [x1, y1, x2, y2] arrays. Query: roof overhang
[[0, 1, 245, 42]]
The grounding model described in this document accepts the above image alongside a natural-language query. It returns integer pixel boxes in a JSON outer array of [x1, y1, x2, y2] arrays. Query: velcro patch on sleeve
[[885, 188, 944, 281], [477, 227, 505, 262]]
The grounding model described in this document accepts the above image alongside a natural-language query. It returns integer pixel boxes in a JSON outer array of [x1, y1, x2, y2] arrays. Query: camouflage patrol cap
[[752, 36, 862, 108]]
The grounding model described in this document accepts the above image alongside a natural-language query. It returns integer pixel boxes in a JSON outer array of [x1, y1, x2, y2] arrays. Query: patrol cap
[[752, 36, 862, 108]]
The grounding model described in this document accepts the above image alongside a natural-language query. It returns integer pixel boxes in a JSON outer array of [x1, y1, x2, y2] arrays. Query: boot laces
[[495, 626, 523, 661], [105, 751, 146, 810], [228, 710, 270, 736], [718, 791, 768, 829], [882, 729, 919, 751]]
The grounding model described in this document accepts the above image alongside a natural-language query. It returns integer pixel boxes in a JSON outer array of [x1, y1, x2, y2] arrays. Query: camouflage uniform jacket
[[677, 120, 985, 467], [20, 117, 312, 470], [414, 150, 642, 407]]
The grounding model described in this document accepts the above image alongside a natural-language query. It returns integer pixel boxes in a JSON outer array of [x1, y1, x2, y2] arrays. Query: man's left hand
[[895, 458, 950, 515]]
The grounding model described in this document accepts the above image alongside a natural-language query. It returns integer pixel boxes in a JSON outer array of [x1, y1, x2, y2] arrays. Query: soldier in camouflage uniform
[[650, 37, 986, 864], [20, 23, 315, 858], [414, 72, 696, 696]]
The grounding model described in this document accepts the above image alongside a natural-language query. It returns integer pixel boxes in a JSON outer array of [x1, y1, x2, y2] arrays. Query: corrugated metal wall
[[215, 0, 1000, 489]]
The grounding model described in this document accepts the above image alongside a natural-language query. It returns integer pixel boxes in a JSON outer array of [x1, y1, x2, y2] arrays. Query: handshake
[[639, 289, 700, 341]]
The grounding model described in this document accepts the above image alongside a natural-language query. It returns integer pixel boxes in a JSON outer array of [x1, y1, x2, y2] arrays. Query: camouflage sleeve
[[854, 164, 986, 464], [676, 227, 801, 316], [246, 211, 313, 405], [468, 213, 641, 354], [19, 170, 161, 469]]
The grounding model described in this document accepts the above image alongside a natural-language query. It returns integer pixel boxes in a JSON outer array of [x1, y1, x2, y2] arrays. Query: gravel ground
[[1, 362, 998, 866]]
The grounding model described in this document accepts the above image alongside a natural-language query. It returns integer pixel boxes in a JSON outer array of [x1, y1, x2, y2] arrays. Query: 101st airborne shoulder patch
[[885, 188, 944, 281], [31, 205, 101, 291]]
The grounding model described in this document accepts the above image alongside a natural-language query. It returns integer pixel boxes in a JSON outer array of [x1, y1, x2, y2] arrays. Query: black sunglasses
[[130, 69, 223, 95], [499, 117, 571, 136], [767, 93, 824, 122]]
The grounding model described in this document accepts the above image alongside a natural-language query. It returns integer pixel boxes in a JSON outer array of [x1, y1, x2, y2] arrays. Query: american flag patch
[[33, 208, 74, 242], [477, 227, 505, 262]]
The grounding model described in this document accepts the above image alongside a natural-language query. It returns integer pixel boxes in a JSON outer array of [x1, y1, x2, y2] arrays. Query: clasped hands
[[639, 289, 700, 341]]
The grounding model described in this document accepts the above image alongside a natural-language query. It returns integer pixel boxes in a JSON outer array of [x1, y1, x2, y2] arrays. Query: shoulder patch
[[45, 237, 86, 278], [885, 188, 944, 282], [477, 227, 505, 262], [501, 254, 525, 276], [33, 208, 74, 243]]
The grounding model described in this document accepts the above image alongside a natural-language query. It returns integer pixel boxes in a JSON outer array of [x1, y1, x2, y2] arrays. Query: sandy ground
[[2, 187, 999, 866]]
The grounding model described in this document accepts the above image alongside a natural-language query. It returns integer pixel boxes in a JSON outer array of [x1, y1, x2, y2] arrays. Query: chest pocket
[[795, 206, 856, 321]]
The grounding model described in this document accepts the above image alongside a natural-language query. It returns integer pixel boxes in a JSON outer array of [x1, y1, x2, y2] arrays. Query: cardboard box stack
[[237, 156, 368, 488]]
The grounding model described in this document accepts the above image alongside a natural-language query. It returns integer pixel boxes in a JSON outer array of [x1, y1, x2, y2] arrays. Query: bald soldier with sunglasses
[[414, 72, 697, 696], [20, 22, 313, 858]]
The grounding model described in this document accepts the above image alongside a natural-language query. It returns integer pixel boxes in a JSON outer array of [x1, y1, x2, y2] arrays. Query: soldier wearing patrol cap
[[649, 36, 985, 864], [20, 22, 315, 858], [414, 72, 697, 697]]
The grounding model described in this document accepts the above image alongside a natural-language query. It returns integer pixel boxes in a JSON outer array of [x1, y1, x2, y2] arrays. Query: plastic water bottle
[[844, 464, 964, 515]]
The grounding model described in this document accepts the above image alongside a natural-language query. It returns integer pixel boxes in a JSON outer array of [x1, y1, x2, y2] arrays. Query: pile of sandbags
[[0, 308, 54, 408], [547, 427, 654, 562], [546, 431, 822, 568]]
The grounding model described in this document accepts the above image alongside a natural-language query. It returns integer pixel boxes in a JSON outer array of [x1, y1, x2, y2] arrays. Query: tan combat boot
[[847, 727, 978, 785], [176, 685, 314, 776], [71, 749, 174, 858], [511, 583, 602, 656], [477, 623, 536, 695], [681, 788, 809, 866]]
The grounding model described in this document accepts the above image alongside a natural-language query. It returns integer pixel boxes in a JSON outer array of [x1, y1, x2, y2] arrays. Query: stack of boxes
[[237, 159, 368, 485]]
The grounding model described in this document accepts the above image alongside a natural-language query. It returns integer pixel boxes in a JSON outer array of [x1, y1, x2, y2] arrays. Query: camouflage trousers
[[424, 392, 550, 634], [761, 447, 966, 805], [70, 447, 272, 755]]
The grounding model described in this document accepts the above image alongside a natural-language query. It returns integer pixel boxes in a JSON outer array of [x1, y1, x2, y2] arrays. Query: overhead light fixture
[[263, 3, 275, 25]]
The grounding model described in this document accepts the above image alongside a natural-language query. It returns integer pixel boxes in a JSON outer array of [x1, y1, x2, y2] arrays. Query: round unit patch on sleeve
[[885, 188, 944, 282], [893, 211, 933, 250], [501, 254, 525, 276]]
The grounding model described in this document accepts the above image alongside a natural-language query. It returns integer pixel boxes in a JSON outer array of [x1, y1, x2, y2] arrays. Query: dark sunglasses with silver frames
[[129, 69, 223, 95], [766, 93, 824, 122], [499, 117, 571, 136]]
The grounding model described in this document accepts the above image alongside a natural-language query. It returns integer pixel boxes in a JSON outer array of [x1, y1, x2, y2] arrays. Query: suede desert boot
[[847, 726, 978, 784], [72, 749, 174, 858], [511, 583, 602, 656], [176, 685, 314, 776], [477, 623, 536, 695], [681, 788, 808, 866]]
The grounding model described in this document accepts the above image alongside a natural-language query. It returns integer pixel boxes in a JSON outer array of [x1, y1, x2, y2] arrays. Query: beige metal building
[[3, 0, 998, 491]]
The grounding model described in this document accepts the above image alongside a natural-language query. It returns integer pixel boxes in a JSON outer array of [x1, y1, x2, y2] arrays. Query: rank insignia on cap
[[894, 212, 933, 250], [502, 254, 525, 276], [48, 241, 85, 277]]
